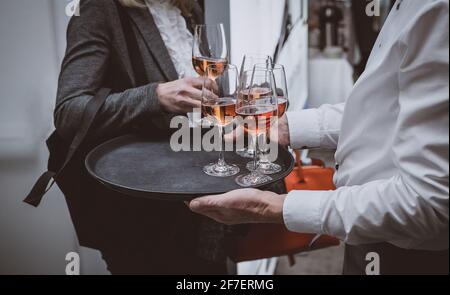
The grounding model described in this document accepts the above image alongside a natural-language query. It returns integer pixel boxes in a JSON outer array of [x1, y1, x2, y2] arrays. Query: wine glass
[[246, 63, 289, 175], [240, 53, 273, 78], [201, 64, 240, 177], [237, 54, 273, 158], [193, 24, 228, 78], [272, 64, 289, 118], [235, 68, 278, 187]]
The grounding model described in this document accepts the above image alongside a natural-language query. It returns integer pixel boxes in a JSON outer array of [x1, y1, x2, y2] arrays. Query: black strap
[[23, 171, 57, 207], [114, 0, 147, 86], [24, 88, 111, 207], [59, 88, 112, 175]]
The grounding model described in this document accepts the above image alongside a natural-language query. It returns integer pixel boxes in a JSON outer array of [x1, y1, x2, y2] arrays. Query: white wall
[[0, 0, 108, 275], [205, 0, 231, 55], [0, 0, 75, 274], [230, 0, 285, 65], [230, 0, 309, 110], [0, 0, 58, 158]]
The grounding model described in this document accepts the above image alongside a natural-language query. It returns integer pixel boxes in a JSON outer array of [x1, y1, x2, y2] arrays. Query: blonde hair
[[118, 0, 192, 16]]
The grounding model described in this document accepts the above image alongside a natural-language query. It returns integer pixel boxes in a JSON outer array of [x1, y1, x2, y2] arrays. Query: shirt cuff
[[283, 190, 328, 234], [286, 109, 321, 150]]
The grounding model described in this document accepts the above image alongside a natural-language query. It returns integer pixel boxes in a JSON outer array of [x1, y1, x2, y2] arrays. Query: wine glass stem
[[218, 125, 226, 167], [259, 132, 269, 164], [251, 132, 259, 176], [248, 135, 255, 154]]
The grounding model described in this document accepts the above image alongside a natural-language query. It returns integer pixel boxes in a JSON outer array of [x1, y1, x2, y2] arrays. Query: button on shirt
[[284, 0, 449, 251]]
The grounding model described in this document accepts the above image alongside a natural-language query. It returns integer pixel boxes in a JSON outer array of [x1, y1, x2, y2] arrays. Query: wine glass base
[[235, 173, 272, 187], [203, 163, 240, 178], [246, 162, 282, 175]]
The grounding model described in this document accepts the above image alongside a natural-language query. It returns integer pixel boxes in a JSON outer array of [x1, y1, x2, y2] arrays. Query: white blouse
[[145, 0, 197, 78]]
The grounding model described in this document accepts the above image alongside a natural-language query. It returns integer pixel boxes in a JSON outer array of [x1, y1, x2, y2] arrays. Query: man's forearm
[[285, 103, 345, 150]]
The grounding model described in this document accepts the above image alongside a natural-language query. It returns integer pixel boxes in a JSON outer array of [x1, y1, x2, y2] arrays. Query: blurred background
[[0, 0, 393, 275]]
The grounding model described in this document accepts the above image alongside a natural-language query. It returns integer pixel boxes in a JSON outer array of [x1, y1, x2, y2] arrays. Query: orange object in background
[[284, 151, 336, 191], [229, 151, 340, 263]]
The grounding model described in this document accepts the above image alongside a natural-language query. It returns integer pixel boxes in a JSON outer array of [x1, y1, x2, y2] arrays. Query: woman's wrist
[[156, 82, 169, 113], [155, 78, 203, 114]]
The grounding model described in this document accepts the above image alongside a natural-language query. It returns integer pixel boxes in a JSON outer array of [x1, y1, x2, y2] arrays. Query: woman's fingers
[[202, 88, 219, 100], [185, 87, 219, 103], [204, 79, 219, 93], [184, 97, 201, 109], [188, 76, 206, 89], [185, 87, 203, 101], [184, 77, 205, 89], [188, 76, 219, 93], [158, 76, 223, 114]]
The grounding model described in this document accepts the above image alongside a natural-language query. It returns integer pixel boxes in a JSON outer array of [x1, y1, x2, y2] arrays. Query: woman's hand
[[157, 77, 208, 114], [187, 189, 287, 225]]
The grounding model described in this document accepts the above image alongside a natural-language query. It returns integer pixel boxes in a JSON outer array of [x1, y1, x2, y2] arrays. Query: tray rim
[[85, 135, 295, 199]]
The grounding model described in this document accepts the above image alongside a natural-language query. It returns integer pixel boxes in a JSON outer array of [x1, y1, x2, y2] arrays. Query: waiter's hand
[[273, 115, 290, 146], [188, 189, 287, 225]]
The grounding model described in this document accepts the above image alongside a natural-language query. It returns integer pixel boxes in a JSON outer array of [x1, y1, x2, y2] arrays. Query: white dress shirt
[[284, 0, 449, 251], [145, 0, 197, 78]]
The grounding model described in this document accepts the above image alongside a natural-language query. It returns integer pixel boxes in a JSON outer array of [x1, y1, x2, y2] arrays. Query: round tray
[[85, 135, 294, 201]]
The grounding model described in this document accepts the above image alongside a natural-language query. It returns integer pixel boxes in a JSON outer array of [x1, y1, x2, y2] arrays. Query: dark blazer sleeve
[[55, 0, 161, 142]]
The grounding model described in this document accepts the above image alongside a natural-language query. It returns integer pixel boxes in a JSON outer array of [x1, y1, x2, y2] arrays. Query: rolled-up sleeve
[[286, 103, 345, 150]]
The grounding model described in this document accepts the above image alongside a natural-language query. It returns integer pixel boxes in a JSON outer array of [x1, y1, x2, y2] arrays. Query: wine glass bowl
[[277, 97, 289, 118], [254, 63, 289, 118], [236, 54, 273, 159], [202, 98, 237, 127], [193, 24, 228, 78], [271, 64, 290, 118], [235, 68, 278, 187], [246, 63, 289, 175], [193, 57, 228, 79], [240, 53, 273, 78]]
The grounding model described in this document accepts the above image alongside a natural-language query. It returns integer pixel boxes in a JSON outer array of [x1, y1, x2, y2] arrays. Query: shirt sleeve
[[283, 0, 449, 250], [54, 0, 162, 142], [285, 103, 345, 150]]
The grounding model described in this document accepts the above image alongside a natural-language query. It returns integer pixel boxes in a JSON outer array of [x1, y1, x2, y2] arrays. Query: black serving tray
[[85, 135, 294, 201]]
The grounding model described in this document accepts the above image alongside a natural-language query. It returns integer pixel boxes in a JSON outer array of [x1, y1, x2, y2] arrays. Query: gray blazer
[[55, 0, 201, 141], [55, 0, 230, 264]]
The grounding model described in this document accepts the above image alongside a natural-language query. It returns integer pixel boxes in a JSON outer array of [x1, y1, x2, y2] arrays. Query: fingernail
[[190, 201, 200, 211]]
